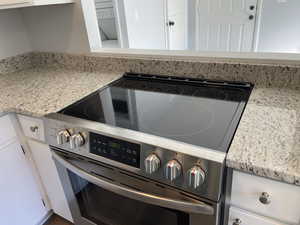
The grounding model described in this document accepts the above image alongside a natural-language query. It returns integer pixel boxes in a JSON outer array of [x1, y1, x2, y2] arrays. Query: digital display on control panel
[[89, 132, 140, 168], [109, 142, 121, 149]]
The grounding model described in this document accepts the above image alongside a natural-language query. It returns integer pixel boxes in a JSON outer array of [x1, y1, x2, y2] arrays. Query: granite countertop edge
[[226, 158, 300, 186]]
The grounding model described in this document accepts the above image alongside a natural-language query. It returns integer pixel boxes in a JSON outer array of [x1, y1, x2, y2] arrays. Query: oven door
[[52, 149, 220, 225]]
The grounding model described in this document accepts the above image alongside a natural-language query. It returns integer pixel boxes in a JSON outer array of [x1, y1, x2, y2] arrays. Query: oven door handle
[[53, 151, 214, 215]]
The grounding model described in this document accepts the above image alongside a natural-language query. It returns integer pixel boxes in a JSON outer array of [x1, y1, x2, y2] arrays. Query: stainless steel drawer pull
[[233, 218, 242, 225], [259, 192, 271, 205]]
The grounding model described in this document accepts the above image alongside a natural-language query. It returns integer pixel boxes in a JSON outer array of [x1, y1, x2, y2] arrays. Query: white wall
[[256, 0, 300, 53], [0, 9, 32, 60], [21, 1, 91, 54]]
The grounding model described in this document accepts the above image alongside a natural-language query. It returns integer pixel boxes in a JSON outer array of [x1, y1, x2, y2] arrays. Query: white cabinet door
[[229, 207, 288, 225], [0, 115, 16, 147], [28, 140, 73, 222], [123, 0, 168, 50], [0, 141, 47, 225], [231, 171, 300, 224]]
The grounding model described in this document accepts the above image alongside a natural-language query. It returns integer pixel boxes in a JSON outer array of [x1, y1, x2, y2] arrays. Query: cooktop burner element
[[60, 73, 252, 153]]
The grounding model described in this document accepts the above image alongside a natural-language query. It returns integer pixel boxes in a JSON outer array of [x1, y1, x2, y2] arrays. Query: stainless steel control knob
[[145, 154, 161, 174], [187, 166, 206, 189], [70, 133, 85, 149], [165, 160, 182, 181], [57, 130, 71, 145]]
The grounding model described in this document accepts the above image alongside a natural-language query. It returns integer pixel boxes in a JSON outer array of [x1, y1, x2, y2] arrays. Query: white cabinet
[[28, 139, 73, 222], [231, 170, 300, 225], [0, 137, 48, 225], [0, 0, 73, 10], [17, 114, 73, 222], [229, 207, 288, 225], [0, 115, 16, 145]]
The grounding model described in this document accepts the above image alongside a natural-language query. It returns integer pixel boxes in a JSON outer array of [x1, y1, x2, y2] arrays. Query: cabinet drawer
[[18, 115, 45, 142], [229, 207, 287, 225], [0, 115, 16, 147], [231, 170, 300, 224]]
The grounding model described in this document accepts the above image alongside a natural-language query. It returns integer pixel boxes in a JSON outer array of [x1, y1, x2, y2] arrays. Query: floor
[[44, 214, 73, 225]]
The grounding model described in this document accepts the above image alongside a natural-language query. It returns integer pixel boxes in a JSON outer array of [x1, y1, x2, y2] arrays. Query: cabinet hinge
[[20, 145, 26, 155], [41, 199, 46, 207]]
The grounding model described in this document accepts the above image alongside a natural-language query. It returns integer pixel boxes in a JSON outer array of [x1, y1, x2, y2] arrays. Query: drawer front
[[18, 115, 45, 142], [0, 115, 16, 147], [231, 170, 300, 224], [229, 207, 288, 225]]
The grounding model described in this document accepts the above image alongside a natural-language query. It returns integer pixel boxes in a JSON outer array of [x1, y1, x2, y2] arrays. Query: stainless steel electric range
[[44, 73, 252, 225]]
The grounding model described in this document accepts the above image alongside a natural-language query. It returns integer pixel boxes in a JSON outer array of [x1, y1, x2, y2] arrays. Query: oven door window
[[68, 170, 189, 225]]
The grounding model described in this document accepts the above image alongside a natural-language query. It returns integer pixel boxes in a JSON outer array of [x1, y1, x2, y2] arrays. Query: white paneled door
[[195, 0, 258, 52]]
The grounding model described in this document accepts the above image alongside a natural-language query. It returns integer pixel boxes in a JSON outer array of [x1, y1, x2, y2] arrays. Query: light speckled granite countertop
[[0, 66, 122, 117], [227, 87, 300, 185], [1, 52, 300, 186]]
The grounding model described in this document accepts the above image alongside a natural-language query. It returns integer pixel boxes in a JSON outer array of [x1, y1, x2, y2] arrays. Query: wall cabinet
[[0, 0, 74, 10], [0, 115, 48, 225]]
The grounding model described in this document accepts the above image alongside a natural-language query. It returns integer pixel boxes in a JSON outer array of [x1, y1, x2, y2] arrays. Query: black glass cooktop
[[60, 73, 252, 153]]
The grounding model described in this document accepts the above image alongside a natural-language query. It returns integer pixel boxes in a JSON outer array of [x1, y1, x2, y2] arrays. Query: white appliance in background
[[190, 0, 258, 52]]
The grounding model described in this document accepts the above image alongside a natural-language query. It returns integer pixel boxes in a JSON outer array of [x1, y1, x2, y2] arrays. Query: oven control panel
[[45, 117, 223, 201], [90, 132, 141, 168]]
